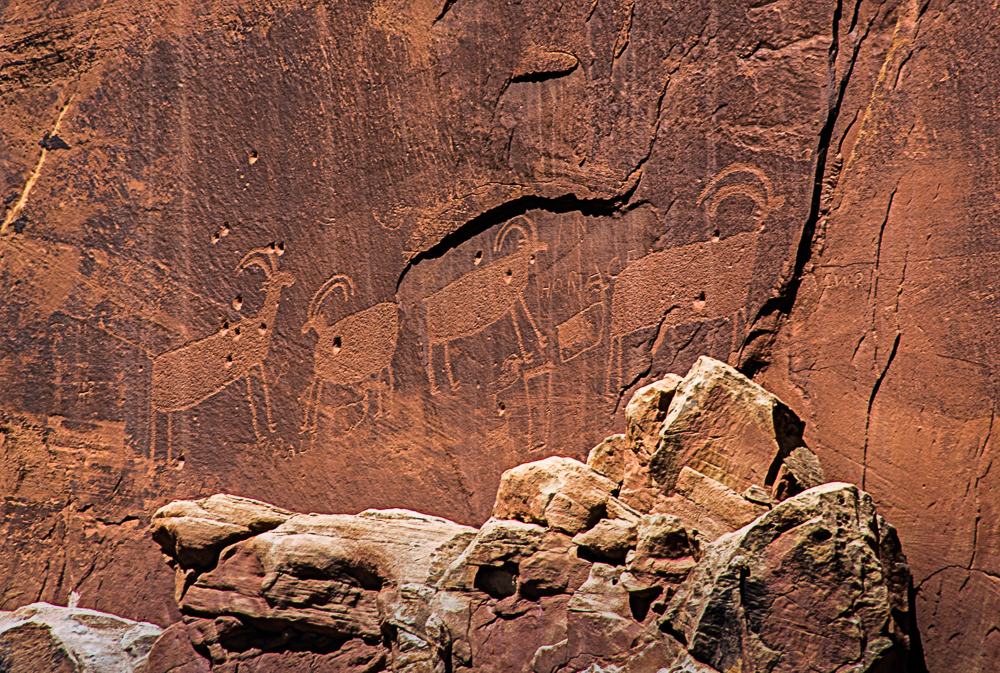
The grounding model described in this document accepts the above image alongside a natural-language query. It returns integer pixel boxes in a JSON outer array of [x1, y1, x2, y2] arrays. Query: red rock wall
[[0, 0, 993, 669]]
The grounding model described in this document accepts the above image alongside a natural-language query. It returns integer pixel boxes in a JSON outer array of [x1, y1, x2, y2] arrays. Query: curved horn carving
[[236, 246, 278, 278], [308, 274, 356, 319], [495, 216, 538, 252], [697, 163, 779, 228]]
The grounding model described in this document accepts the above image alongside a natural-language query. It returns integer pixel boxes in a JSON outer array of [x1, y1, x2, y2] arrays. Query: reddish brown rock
[[139, 390, 919, 672], [1, 0, 992, 665], [650, 357, 805, 496], [665, 483, 917, 673]]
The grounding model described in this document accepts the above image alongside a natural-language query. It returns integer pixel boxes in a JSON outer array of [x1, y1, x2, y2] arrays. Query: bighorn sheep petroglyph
[[606, 163, 783, 393], [423, 215, 548, 393], [150, 244, 295, 460], [300, 274, 399, 435]]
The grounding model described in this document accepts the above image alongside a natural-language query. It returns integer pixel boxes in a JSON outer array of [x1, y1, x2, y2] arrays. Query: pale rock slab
[[493, 456, 618, 534], [587, 434, 630, 485], [151, 494, 295, 568], [650, 357, 807, 495], [0, 603, 162, 673], [625, 375, 683, 458]]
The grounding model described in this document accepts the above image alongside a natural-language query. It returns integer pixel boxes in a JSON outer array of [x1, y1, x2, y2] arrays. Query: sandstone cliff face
[[135, 362, 921, 672], [0, 0, 995, 669]]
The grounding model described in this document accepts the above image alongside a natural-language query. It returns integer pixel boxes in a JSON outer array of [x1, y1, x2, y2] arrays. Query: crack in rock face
[[130, 358, 921, 673]]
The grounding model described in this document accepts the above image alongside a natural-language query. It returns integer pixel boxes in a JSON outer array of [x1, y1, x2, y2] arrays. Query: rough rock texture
[[0, 602, 162, 672], [665, 483, 914, 673], [0, 0, 994, 667], [142, 365, 922, 672]]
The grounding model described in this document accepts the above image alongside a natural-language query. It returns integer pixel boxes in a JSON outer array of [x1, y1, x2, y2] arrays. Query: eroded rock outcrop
[[143, 358, 921, 672], [0, 603, 162, 673]]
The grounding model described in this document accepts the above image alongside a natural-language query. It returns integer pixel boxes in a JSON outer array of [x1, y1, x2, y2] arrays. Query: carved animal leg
[[382, 364, 394, 416], [258, 364, 277, 433], [606, 335, 620, 395], [510, 309, 532, 365], [247, 376, 265, 440], [150, 405, 157, 462], [524, 365, 553, 452], [523, 374, 534, 448], [300, 376, 319, 433], [445, 343, 460, 391], [372, 374, 385, 418], [426, 342, 439, 394], [166, 412, 173, 464], [517, 296, 548, 348]]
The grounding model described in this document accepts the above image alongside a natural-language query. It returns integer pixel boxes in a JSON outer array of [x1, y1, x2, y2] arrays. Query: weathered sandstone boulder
[[650, 357, 808, 497], [625, 376, 683, 459], [493, 456, 618, 535], [665, 483, 917, 673], [151, 494, 295, 568], [586, 434, 629, 485], [0, 603, 162, 673]]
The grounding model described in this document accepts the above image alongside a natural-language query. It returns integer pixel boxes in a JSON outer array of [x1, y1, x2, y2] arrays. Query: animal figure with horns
[[150, 244, 295, 460], [300, 273, 400, 436], [423, 215, 548, 393], [606, 163, 782, 394]]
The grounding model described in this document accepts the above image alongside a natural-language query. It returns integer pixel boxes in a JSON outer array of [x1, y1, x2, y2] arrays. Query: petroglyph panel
[[0, 0, 844, 633]]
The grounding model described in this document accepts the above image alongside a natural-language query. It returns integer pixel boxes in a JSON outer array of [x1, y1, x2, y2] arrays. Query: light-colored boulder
[[664, 483, 915, 673], [742, 485, 773, 506], [625, 375, 683, 457], [650, 357, 804, 495], [439, 518, 567, 592], [624, 514, 700, 586], [572, 519, 638, 562], [493, 456, 617, 535], [586, 434, 629, 484], [647, 467, 769, 544], [178, 508, 477, 641], [519, 547, 591, 597], [151, 494, 294, 568], [619, 446, 659, 514], [673, 466, 768, 530], [565, 564, 644, 660], [605, 496, 642, 524], [264, 508, 476, 586], [0, 603, 161, 673], [154, 493, 294, 530]]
